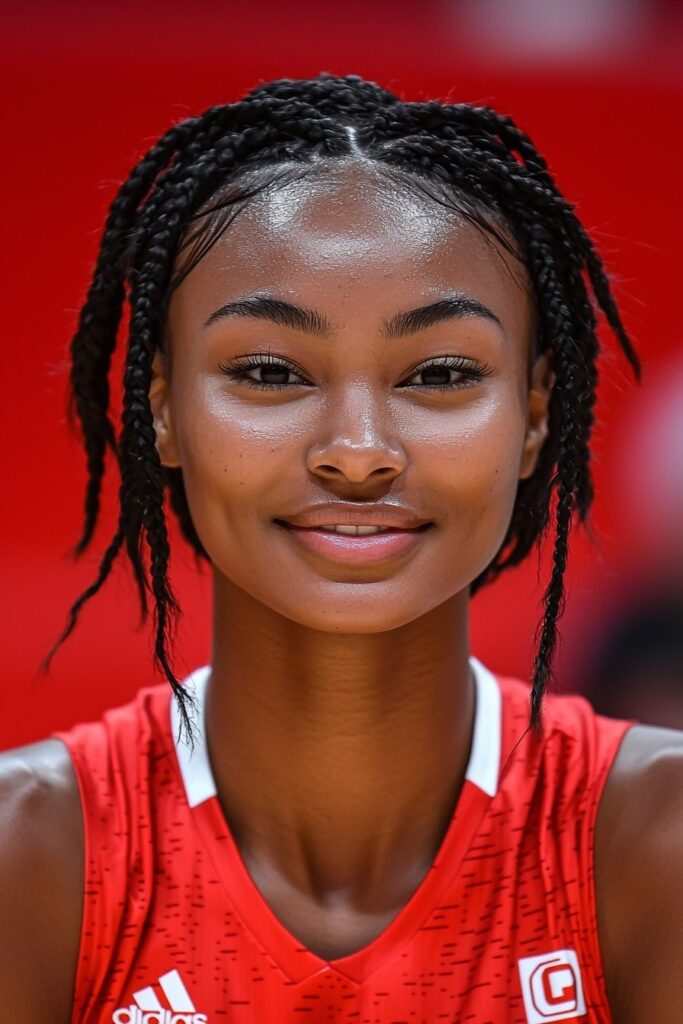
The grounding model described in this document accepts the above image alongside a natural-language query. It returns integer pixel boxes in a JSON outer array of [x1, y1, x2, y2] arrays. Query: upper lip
[[276, 504, 433, 530]]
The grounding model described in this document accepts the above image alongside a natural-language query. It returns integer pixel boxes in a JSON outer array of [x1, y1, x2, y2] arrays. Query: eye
[[218, 352, 310, 391], [399, 356, 493, 392], [218, 352, 493, 392]]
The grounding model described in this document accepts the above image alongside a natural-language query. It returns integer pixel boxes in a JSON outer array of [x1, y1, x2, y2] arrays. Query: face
[[151, 160, 553, 633]]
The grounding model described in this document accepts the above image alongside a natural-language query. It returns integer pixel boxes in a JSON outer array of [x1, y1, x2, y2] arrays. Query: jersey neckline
[[168, 657, 502, 985]]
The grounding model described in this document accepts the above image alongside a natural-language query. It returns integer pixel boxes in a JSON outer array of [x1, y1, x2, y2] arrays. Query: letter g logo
[[518, 949, 586, 1022]]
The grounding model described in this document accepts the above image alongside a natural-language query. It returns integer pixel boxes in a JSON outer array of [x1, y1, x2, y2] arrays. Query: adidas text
[[112, 1011, 207, 1024]]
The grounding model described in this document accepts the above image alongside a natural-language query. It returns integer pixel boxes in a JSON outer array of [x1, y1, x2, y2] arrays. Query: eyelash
[[218, 351, 493, 393]]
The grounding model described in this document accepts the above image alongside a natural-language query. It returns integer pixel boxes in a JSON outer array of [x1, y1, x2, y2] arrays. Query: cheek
[[171, 380, 304, 548], [405, 391, 528, 598], [418, 394, 527, 553]]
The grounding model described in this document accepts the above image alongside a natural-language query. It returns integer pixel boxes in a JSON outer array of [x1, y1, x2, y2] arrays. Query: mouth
[[273, 520, 433, 566]]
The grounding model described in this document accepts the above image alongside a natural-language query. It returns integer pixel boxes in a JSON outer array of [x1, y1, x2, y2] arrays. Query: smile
[[274, 521, 433, 565], [317, 524, 392, 535]]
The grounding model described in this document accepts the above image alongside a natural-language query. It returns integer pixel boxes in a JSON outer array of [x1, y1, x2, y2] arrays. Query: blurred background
[[1, 0, 682, 748]]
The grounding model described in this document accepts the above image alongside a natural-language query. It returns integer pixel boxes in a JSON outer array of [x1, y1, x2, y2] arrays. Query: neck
[[205, 573, 475, 907]]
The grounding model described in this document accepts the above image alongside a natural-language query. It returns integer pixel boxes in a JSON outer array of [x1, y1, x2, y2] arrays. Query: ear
[[519, 351, 555, 481], [149, 352, 182, 468]]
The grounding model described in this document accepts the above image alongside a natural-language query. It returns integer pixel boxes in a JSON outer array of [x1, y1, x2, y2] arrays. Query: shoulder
[[596, 723, 683, 1023], [497, 675, 630, 789], [0, 738, 83, 1022]]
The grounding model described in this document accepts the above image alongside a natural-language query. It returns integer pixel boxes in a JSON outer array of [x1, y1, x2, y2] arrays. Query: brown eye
[[218, 353, 310, 391], [400, 356, 493, 391], [419, 365, 455, 387], [254, 365, 291, 386]]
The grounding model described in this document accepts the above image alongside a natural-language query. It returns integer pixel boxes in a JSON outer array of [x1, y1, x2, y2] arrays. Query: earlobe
[[149, 353, 182, 469], [519, 352, 555, 481]]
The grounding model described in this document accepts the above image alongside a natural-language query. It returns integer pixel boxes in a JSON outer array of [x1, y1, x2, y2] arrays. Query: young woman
[[1, 73, 681, 1023]]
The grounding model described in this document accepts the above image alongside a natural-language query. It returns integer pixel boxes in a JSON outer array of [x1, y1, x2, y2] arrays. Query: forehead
[[170, 160, 532, 333]]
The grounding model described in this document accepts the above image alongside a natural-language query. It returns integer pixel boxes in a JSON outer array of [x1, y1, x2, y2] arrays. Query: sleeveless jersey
[[55, 657, 631, 1024]]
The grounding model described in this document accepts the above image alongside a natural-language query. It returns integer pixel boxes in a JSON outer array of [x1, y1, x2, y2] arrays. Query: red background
[[2, 1, 682, 748]]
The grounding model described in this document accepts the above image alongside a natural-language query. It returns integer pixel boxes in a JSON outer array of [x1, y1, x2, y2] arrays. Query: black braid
[[244, 72, 400, 119], [121, 256, 189, 726], [53, 74, 639, 734], [69, 118, 205, 554]]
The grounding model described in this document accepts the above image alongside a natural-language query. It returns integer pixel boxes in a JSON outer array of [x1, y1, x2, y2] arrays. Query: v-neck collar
[[169, 657, 502, 985]]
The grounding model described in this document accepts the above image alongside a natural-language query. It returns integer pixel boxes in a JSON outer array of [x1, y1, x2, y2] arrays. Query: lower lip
[[276, 523, 431, 565]]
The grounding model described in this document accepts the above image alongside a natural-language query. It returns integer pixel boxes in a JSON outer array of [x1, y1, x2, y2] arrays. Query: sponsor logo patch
[[518, 949, 586, 1022]]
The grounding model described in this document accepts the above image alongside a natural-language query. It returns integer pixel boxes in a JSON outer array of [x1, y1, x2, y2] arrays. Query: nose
[[305, 386, 408, 486]]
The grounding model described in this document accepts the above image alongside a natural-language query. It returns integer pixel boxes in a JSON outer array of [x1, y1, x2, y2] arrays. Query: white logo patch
[[112, 969, 207, 1023], [518, 949, 586, 1022]]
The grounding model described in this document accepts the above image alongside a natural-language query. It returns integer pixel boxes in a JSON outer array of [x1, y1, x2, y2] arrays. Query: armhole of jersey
[[580, 717, 636, 1021], [52, 730, 99, 1024]]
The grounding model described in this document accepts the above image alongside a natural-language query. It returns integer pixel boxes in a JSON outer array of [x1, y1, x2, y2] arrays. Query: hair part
[[46, 73, 641, 739]]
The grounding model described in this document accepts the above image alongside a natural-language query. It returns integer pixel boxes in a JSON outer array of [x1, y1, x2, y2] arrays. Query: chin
[[296, 611, 415, 635], [267, 583, 456, 634]]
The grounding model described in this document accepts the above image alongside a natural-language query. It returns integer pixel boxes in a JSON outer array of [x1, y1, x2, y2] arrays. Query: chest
[[76, 791, 611, 1023], [249, 888, 404, 962]]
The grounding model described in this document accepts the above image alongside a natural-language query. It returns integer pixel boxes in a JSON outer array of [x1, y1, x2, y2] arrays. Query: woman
[[0, 73, 680, 1023]]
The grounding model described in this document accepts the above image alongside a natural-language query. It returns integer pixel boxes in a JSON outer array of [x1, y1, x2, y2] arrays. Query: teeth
[[320, 524, 392, 535]]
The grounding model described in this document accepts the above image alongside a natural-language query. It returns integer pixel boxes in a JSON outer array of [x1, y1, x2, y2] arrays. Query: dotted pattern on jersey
[[56, 672, 630, 1023]]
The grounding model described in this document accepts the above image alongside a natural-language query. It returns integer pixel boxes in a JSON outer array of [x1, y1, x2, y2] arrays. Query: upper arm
[[0, 738, 84, 1023], [596, 724, 683, 1024]]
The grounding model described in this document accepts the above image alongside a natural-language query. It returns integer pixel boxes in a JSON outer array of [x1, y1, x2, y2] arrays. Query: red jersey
[[55, 657, 631, 1024]]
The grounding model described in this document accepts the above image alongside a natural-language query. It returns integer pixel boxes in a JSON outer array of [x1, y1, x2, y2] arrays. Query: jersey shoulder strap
[[495, 674, 633, 1013], [54, 684, 173, 1019]]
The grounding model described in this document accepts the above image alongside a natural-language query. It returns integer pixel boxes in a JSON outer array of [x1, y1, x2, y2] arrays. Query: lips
[[276, 504, 432, 531], [275, 520, 432, 566]]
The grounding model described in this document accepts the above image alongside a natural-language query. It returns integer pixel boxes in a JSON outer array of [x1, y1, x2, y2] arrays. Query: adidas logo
[[112, 969, 207, 1024]]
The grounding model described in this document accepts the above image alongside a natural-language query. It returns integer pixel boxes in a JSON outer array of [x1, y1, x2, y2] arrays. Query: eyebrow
[[383, 295, 502, 339], [204, 296, 332, 336], [203, 293, 502, 338]]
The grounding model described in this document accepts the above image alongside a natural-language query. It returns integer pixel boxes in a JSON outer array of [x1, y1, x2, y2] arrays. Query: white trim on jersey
[[172, 656, 502, 808], [171, 665, 215, 808], [465, 657, 502, 797]]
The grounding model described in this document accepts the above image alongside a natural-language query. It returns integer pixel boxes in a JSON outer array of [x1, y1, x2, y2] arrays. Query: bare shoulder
[[596, 723, 683, 1024], [0, 738, 83, 1022]]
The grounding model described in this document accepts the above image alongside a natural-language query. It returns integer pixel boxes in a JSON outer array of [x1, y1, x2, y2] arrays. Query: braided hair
[[48, 72, 640, 738]]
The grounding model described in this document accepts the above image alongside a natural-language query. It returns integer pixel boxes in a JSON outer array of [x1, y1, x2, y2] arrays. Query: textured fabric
[[55, 659, 631, 1024]]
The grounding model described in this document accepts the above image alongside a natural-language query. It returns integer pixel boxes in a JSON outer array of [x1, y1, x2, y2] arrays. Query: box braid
[[51, 73, 640, 737]]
